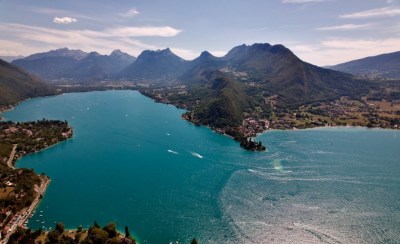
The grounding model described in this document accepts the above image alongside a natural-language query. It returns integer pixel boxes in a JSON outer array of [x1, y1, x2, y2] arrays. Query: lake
[[3, 90, 400, 243]]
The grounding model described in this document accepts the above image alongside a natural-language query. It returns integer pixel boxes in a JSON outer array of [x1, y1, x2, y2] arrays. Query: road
[[1, 178, 50, 243], [6, 144, 17, 169]]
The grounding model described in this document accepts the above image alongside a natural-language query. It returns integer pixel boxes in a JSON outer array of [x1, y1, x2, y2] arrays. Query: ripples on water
[[4, 91, 400, 243], [219, 130, 400, 243]]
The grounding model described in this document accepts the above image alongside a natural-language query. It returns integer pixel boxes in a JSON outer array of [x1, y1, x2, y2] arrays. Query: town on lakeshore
[[0, 120, 72, 242]]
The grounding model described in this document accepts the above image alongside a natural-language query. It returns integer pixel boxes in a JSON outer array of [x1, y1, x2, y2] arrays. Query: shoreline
[[0, 120, 73, 242], [2, 177, 50, 243], [1, 89, 398, 243]]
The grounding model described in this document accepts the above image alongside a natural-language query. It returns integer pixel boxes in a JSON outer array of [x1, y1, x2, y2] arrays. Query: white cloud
[[291, 45, 318, 53], [0, 40, 54, 56], [165, 48, 227, 61], [53, 17, 77, 24], [0, 23, 182, 57], [282, 0, 328, 3], [340, 7, 400, 19], [31, 7, 67, 15], [287, 37, 400, 66], [107, 26, 182, 37], [209, 51, 227, 57], [315, 23, 373, 31], [321, 38, 400, 50], [120, 9, 140, 18], [170, 48, 199, 60]]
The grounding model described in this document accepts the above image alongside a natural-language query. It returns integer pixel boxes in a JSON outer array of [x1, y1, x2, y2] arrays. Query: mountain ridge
[[12, 48, 136, 82], [0, 59, 56, 106], [119, 48, 187, 81], [328, 51, 400, 79]]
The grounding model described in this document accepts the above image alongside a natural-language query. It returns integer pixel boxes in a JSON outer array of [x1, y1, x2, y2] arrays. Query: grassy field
[[0, 187, 15, 200]]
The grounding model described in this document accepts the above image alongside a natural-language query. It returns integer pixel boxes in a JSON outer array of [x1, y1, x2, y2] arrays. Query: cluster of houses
[[240, 118, 270, 137]]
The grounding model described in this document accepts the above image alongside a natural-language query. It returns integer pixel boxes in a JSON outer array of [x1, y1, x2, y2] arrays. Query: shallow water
[[3, 90, 400, 243]]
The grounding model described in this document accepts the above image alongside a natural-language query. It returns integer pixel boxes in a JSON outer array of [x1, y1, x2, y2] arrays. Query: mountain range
[[3, 43, 398, 147], [10, 45, 388, 112], [14, 44, 372, 104], [119, 48, 186, 81], [12, 48, 136, 82], [328, 51, 400, 79]]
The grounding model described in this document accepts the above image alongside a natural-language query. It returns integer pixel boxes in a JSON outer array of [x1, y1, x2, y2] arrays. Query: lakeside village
[[0, 119, 72, 242], [140, 84, 400, 148], [53, 82, 400, 135]]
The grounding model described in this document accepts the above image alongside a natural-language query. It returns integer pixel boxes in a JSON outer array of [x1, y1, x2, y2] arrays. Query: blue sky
[[0, 0, 399, 65]]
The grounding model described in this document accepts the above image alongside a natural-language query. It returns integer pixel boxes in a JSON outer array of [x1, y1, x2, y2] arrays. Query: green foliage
[[94, 221, 100, 228], [5, 222, 133, 244], [0, 119, 71, 223], [47, 229, 61, 243], [190, 74, 255, 128], [103, 222, 117, 238], [86, 226, 109, 244], [0, 59, 56, 105], [56, 222, 65, 233]]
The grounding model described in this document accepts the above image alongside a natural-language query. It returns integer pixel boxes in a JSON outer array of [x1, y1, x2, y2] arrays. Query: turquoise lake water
[[2, 90, 400, 243]]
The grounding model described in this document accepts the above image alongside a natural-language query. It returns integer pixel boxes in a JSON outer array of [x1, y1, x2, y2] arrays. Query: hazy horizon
[[1, 0, 400, 66]]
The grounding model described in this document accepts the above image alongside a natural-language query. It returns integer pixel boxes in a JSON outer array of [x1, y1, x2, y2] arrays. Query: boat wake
[[167, 149, 178, 154], [191, 152, 203, 159]]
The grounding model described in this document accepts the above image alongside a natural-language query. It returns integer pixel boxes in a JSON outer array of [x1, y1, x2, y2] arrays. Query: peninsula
[[0, 119, 73, 242]]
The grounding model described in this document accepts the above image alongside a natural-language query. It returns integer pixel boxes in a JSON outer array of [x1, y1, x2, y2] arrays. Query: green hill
[[221, 43, 371, 107], [192, 72, 253, 127], [0, 59, 55, 106]]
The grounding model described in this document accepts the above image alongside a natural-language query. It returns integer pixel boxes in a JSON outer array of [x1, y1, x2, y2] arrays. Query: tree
[[86, 227, 108, 244], [55, 222, 65, 233], [47, 230, 61, 243], [103, 222, 117, 238], [191, 238, 198, 244], [125, 226, 131, 238], [94, 221, 100, 228]]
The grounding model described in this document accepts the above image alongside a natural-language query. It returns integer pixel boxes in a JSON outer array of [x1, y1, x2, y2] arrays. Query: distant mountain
[[69, 51, 135, 81], [183, 43, 369, 106], [12, 48, 135, 82], [119, 48, 187, 81], [181, 51, 225, 83], [10, 44, 372, 106], [12, 48, 89, 81], [109, 49, 136, 66], [0, 56, 25, 63], [168, 43, 370, 127], [22, 48, 88, 61], [328, 51, 400, 79], [0, 59, 55, 105]]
